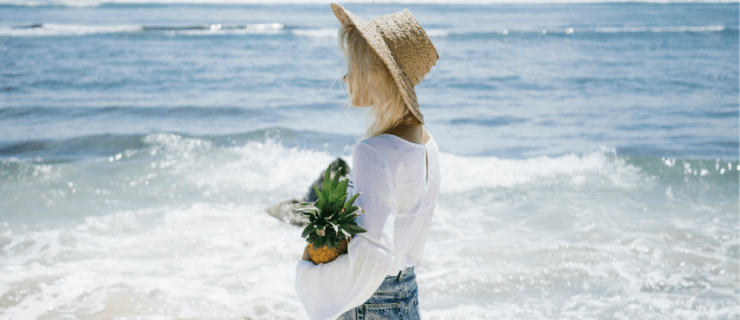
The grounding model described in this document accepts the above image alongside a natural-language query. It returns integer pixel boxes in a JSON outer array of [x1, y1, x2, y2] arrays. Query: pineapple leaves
[[335, 179, 349, 198], [331, 167, 341, 190], [303, 163, 368, 250], [312, 185, 322, 201], [301, 222, 315, 238], [339, 214, 356, 224], [296, 203, 319, 218], [341, 224, 366, 234], [344, 193, 360, 209], [329, 222, 339, 234], [321, 167, 331, 197], [314, 236, 326, 248], [312, 185, 326, 208]]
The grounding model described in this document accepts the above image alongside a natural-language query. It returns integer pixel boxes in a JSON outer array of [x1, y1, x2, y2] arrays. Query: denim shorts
[[337, 267, 420, 320]]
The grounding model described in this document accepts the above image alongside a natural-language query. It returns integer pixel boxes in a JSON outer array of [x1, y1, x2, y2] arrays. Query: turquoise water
[[0, 2, 738, 319]]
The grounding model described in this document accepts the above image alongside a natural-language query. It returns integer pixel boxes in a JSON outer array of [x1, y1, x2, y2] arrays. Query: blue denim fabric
[[337, 267, 420, 320]]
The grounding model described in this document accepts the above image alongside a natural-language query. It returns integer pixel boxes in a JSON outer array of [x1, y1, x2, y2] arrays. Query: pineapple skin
[[308, 239, 349, 264]]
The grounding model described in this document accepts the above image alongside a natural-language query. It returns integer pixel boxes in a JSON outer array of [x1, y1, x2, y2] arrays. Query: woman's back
[[350, 133, 441, 273]]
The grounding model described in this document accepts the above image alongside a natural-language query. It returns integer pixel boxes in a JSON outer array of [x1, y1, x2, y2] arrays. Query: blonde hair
[[338, 25, 418, 138]]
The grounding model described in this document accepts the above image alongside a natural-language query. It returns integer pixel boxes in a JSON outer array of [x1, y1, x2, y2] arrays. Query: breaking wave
[[0, 22, 732, 37]]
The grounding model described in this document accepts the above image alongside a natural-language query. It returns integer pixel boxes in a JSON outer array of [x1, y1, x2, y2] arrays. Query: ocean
[[0, 1, 738, 319]]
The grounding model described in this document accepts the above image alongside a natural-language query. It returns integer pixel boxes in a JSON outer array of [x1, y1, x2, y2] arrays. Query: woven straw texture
[[331, 3, 439, 124]]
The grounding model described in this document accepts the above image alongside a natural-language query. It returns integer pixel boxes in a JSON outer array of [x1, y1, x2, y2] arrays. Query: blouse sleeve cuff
[[296, 259, 315, 270]]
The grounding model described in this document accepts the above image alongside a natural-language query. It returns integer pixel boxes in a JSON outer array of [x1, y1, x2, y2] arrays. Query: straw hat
[[331, 3, 438, 124]]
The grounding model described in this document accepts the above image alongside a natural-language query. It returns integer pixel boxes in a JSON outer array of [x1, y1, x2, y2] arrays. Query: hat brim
[[331, 3, 424, 124]]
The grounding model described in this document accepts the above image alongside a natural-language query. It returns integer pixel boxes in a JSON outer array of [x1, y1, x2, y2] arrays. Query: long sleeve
[[295, 143, 397, 320]]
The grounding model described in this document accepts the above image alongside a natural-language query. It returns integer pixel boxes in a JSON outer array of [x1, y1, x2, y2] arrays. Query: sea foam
[[0, 137, 737, 319], [438, 151, 649, 193]]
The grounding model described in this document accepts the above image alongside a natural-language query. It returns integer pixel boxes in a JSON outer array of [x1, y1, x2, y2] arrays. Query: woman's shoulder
[[352, 136, 392, 163], [359, 133, 434, 149], [354, 133, 435, 165], [355, 135, 411, 159]]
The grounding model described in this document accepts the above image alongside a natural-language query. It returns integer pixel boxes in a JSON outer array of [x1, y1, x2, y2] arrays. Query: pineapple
[[298, 164, 366, 264]]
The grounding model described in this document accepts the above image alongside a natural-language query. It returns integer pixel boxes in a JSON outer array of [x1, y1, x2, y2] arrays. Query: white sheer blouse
[[295, 133, 441, 320]]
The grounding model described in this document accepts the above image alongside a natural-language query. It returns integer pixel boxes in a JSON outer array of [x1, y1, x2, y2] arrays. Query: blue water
[[1, 2, 738, 159], [0, 2, 738, 319]]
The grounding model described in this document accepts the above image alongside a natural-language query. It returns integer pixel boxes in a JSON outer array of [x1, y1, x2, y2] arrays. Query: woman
[[295, 4, 441, 319]]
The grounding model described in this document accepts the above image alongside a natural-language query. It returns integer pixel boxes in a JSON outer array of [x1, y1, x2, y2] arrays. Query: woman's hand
[[302, 245, 312, 262]]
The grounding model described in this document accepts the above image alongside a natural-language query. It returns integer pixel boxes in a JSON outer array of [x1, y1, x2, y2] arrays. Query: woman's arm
[[302, 245, 311, 261], [295, 142, 397, 320]]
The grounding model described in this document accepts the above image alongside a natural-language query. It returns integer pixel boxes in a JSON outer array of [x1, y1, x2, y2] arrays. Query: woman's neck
[[381, 121, 425, 145]]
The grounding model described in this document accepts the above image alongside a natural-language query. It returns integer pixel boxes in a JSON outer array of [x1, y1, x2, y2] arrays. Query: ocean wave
[[0, 22, 286, 36], [439, 151, 650, 193], [0, 22, 344, 38], [0, 202, 309, 319], [0, 23, 143, 36], [1, 131, 736, 196], [425, 25, 729, 38], [0, 128, 359, 167], [0, 132, 736, 320], [593, 25, 727, 33], [1, 0, 737, 7], [0, 149, 735, 319], [0, 106, 266, 120], [1, 22, 730, 38], [291, 28, 338, 38]]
